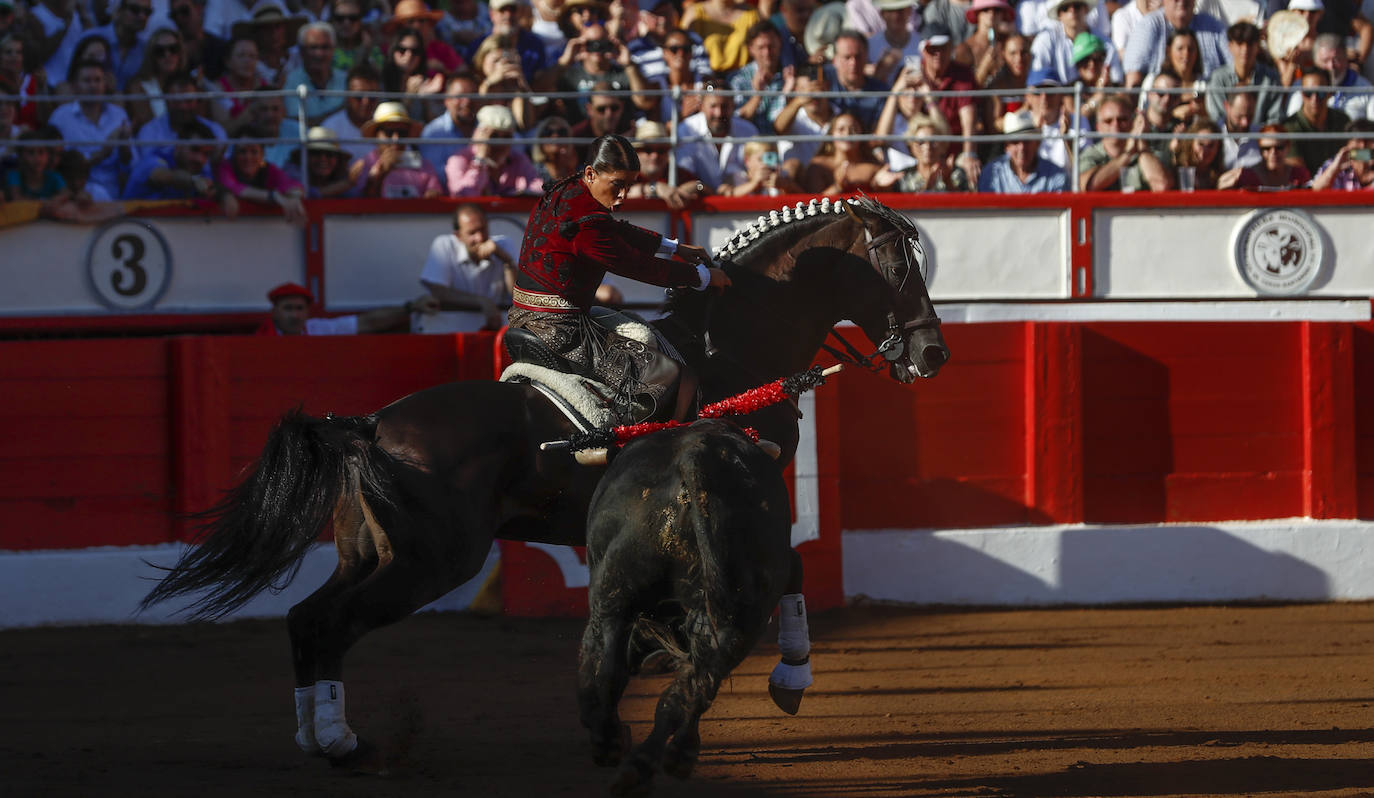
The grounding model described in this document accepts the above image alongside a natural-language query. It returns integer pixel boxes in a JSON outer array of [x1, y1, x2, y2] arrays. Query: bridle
[[821, 223, 941, 373]]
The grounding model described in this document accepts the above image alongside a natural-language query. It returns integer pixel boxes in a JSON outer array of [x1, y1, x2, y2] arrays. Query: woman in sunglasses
[[1236, 125, 1311, 189], [382, 26, 445, 119], [127, 28, 188, 131]]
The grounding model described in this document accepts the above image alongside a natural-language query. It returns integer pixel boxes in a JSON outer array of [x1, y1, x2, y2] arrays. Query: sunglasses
[[1302, 89, 1322, 98], [664, 44, 689, 53], [1259, 143, 1285, 152], [378, 127, 410, 137], [590, 103, 622, 113], [333, 13, 361, 21], [1081, 53, 1105, 65]]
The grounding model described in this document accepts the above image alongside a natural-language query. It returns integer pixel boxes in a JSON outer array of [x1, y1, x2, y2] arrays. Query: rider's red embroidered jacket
[[514, 176, 699, 312]]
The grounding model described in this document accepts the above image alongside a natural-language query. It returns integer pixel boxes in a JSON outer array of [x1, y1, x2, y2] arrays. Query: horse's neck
[[657, 253, 872, 396]]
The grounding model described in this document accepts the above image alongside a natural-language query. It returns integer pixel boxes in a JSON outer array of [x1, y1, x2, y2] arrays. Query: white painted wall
[[1, 218, 303, 314], [1098, 207, 1374, 298], [844, 521, 1374, 605], [0, 542, 498, 629]]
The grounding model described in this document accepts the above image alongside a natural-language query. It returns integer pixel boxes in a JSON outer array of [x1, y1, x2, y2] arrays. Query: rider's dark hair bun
[[586, 133, 641, 176]]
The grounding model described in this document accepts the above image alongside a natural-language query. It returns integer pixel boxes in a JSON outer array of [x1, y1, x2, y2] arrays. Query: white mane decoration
[[713, 197, 857, 260]]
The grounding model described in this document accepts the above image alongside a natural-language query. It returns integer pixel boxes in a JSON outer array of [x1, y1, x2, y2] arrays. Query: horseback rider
[[508, 132, 731, 422]]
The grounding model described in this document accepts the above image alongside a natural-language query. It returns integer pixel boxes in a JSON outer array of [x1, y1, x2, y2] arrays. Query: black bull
[[579, 419, 793, 795]]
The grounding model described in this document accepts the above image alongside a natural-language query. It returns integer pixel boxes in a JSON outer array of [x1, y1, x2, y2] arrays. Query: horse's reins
[[821, 227, 941, 373]]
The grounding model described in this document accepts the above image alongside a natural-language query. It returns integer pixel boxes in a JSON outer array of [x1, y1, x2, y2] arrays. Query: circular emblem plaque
[[1231, 208, 1324, 296], [85, 219, 173, 310]]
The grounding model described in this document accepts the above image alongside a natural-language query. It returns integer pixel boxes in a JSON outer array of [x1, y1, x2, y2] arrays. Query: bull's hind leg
[[578, 576, 635, 767], [612, 619, 748, 795]]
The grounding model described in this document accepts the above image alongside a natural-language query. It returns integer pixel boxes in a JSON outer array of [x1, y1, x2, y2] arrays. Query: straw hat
[[1045, 0, 1098, 19], [632, 119, 669, 147], [361, 102, 422, 137], [384, 0, 444, 32], [1002, 109, 1037, 136], [803, 1, 847, 60], [230, 0, 307, 40], [300, 126, 344, 155]]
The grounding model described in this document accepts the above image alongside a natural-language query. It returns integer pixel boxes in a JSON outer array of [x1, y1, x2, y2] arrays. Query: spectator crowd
[[3, 0, 1374, 208]]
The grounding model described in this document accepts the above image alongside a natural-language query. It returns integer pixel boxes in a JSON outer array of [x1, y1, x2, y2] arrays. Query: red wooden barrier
[[3, 332, 496, 550], [6, 322, 1373, 614]]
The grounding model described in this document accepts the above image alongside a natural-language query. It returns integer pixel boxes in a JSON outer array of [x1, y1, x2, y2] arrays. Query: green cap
[[1072, 32, 1106, 65]]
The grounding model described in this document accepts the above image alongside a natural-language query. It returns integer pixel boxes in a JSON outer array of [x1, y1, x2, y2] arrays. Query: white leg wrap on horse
[[777, 593, 810, 661], [294, 686, 319, 754], [770, 658, 814, 690], [313, 680, 359, 758], [771, 593, 813, 689]]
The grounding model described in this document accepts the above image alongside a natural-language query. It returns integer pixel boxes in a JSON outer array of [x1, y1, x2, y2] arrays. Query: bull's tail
[[140, 409, 384, 620]]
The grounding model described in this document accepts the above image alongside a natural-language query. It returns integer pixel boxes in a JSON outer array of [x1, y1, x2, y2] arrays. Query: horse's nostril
[[923, 345, 949, 369]]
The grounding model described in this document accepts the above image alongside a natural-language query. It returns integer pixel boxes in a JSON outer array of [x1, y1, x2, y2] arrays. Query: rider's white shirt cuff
[[657, 236, 679, 257], [694, 264, 711, 291]]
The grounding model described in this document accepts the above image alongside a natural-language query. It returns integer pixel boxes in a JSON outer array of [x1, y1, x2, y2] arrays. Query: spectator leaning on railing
[[978, 108, 1068, 193], [1077, 93, 1169, 191]]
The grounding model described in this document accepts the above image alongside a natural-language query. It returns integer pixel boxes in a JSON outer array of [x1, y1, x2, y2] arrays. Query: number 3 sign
[[85, 219, 172, 310]]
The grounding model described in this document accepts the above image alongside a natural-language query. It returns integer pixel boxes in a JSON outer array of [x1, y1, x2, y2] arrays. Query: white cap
[[1289, 0, 1324, 10]]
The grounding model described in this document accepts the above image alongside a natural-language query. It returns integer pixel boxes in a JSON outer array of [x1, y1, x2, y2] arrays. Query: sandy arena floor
[[1, 602, 1372, 798]]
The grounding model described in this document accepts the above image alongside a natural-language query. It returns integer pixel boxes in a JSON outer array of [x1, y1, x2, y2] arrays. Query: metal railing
[[2, 82, 1369, 195]]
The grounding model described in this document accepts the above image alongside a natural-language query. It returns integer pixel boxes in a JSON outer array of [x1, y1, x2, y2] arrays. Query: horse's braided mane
[[712, 196, 859, 267]]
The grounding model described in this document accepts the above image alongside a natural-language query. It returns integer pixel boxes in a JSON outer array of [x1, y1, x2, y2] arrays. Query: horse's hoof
[[328, 737, 388, 775], [608, 757, 655, 798], [662, 745, 698, 780], [768, 682, 805, 716]]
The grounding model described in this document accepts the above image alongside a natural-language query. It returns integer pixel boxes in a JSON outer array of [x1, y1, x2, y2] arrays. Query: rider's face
[[583, 166, 635, 210]]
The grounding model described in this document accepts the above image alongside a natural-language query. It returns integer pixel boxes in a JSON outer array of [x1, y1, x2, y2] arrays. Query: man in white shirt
[[48, 60, 132, 198], [673, 84, 758, 191], [417, 203, 517, 333]]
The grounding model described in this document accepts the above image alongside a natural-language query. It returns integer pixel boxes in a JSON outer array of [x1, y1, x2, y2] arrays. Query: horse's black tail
[[140, 409, 380, 621]]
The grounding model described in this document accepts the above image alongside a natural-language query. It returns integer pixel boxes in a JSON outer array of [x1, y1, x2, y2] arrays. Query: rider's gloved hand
[[706, 267, 732, 290]]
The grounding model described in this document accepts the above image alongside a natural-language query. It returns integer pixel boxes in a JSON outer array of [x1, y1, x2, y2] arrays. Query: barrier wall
[[3, 192, 1374, 334], [6, 320, 1374, 625]]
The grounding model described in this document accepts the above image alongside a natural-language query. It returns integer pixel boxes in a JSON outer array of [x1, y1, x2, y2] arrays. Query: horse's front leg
[[769, 551, 813, 714]]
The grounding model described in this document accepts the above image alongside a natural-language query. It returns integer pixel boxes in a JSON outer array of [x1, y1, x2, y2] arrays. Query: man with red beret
[[256, 282, 439, 335]]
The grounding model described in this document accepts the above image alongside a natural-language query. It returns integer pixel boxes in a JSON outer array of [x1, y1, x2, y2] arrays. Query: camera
[[584, 39, 614, 54], [761, 151, 779, 168], [1351, 148, 1373, 162]]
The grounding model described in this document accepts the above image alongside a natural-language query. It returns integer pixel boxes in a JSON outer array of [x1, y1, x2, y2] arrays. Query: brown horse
[[140, 196, 949, 770]]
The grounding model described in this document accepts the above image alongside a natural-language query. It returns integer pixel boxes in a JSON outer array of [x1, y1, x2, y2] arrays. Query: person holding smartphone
[[722, 140, 803, 195], [1311, 119, 1374, 191]]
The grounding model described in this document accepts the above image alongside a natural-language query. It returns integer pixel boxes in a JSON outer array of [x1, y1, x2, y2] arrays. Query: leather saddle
[[503, 326, 697, 425]]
